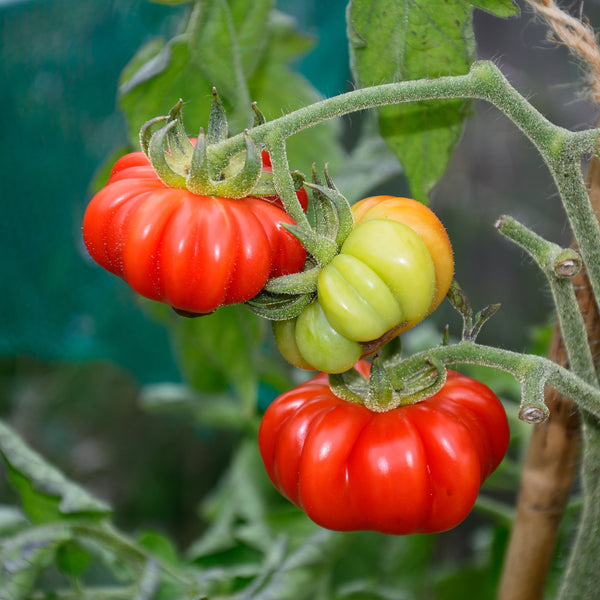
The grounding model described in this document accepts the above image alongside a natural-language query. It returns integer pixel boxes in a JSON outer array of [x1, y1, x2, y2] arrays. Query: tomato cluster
[[259, 362, 510, 535], [273, 196, 454, 373], [83, 113, 507, 538], [83, 150, 307, 315]]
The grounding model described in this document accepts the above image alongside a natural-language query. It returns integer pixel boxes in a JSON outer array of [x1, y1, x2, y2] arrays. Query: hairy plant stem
[[391, 342, 600, 423], [559, 413, 600, 600], [496, 215, 597, 387], [210, 60, 600, 318], [70, 522, 191, 585]]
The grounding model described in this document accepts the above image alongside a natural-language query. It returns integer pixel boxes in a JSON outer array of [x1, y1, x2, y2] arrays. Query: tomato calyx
[[246, 167, 356, 320], [328, 349, 448, 412], [139, 93, 295, 200]]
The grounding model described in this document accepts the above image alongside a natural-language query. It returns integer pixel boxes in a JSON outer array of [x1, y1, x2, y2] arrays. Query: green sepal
[[292, 170, 306, 192], [310, 165, 339, 241], [250, 170, 277, 196], [245, 290, 314, 321], [387, 355, 448, 407], [365, 356, 398, 412], [139, 114, 168, 156], [263, 267, 320, 295], [251, 101, 266, 127], [215, 130, 262, 198], [328, 366, 370, 404], [165, 100, 194, 170], [207, 87, 228, 145], [188, 129, 262, 199], [281, 223, 339, 266], [303, 181, 354, 248], [187, 128, 212, 193], [148, 120, 188, 188]]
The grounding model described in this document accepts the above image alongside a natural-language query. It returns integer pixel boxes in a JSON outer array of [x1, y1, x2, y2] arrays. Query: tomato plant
[[83, 150, 307, 315], [273, 197, 454, 372], [259, 362, 510, 535]]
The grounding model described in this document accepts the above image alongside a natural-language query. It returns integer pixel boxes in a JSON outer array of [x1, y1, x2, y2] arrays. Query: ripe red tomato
[[83, 151, 307, 315], [259, 363, 509, 535]]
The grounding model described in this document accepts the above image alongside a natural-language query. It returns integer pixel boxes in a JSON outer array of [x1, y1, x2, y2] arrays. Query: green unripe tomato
[[272, 319, 314, 371], [319, 219, 436, 341], [273, 300, 362, 373]]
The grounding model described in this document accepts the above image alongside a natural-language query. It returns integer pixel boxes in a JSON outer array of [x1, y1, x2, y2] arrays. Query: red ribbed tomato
[[83, 151, 307, 315], [259, 362, 509, 535]]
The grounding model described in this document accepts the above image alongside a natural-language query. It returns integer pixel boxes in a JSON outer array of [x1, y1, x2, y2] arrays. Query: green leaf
[[0, 506, 28, 537], [56, 539, 92, 577], [187, 439, 278, 561], [471, 0, 519, 17], [137, 530, 181, 567], [241, 529, 344, 600], [247, 11, 344, 175], [0, 420, 112, 524], [348, 0, 515, 203], [118, 2, 343, 176], [119, 36, 214, 147], [135, 559, 161, 600], [190, 0, 275, 99]]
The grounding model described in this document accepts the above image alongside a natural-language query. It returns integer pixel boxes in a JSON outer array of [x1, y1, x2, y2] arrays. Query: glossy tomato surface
[[352, 195, 454, 315], [319, 218, 436, 341], [83, 151, 307, 314], [259, 363, 509, 535]]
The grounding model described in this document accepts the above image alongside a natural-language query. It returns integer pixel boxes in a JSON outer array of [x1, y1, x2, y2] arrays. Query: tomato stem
[[392, 341, 600, 423], [209, 60, 600, 327], [496, 215, 597, 388]]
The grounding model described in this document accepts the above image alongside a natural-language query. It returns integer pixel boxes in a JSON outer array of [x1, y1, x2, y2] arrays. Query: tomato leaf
[[119, 2, 343, 175], [55, 540, 92, 578], [471, 0, 520, 17], [347, 0, 517, 203], [189, 0, 275, 99], [0, 420, 112, 524], [187, 439, 273, 559]]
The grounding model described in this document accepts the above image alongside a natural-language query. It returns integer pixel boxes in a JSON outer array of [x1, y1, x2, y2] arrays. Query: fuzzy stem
[[558, 412, 600, 600], [495, 216, 596, 386], [70, 523, 190, 585], [266, 137, 311, 230], [391, 342, 600, 422], [210, 61, 600, 318]]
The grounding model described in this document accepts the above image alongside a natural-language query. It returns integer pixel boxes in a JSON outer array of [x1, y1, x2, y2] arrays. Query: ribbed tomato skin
[[83, 152, 306, 314], [259, 363, 509, 535]]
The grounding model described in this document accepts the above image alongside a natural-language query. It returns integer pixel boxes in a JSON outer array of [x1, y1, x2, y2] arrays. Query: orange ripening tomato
[[351, 196, 454, 321]]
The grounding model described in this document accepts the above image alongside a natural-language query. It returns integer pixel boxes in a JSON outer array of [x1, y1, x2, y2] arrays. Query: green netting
[[0, 0, 349, 383]]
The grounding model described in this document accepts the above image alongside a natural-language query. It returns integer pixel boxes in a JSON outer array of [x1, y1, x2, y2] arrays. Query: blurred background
[[1, 0, 600, 556]]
